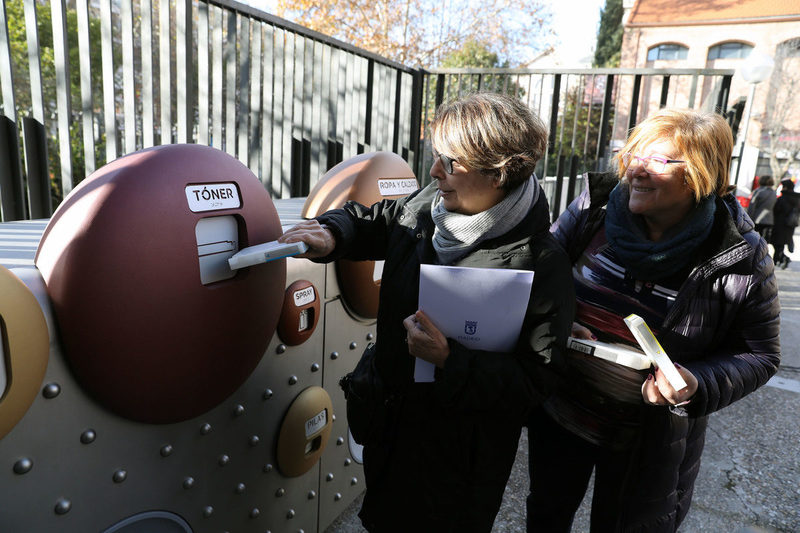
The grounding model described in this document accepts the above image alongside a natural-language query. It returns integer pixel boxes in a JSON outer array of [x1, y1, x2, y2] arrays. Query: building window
[[708, 42, 753, 60], [647, 44, 688, 61]]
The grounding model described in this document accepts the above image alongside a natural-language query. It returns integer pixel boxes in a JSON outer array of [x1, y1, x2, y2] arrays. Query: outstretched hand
[[641, 364, 698, 406], [403, 310, 450, 368], [278, 220, 336, 259]]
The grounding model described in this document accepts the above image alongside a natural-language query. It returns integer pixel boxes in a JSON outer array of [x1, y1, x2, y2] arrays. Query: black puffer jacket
[[318, 180, 574, 532], [551, 172, 781, 531]]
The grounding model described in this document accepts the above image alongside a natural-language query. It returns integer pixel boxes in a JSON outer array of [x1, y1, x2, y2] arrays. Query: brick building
[[619, 0, 800, 187]]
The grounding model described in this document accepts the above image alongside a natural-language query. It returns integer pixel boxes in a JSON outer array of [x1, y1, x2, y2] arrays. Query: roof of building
[[627, 0, 800, 26]]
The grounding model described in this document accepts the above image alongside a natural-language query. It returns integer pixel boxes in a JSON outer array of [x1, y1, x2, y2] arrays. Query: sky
[[241, 0, 607, 68]]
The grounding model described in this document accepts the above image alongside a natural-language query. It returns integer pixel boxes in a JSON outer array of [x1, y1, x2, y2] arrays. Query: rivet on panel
[[54, 498, 71, 515], [235, 482, 246, 494], [349, 342, 358, 350], [286, 509, 295, 519], [263, 463, 274, 473], [276, 344, 287, 354], [42, 383, 61, 399], [366, 333, 374, 341], [200, 423, 212, 435], [80, 429, 96, 444], [344, 458, 352, 466], [263, 389, 274, 400], [275, 488, 285, 497], [332, 414, 336, 422], [351, 477, 358, 486], [249, 435, 260, 447], [336, 437, 344, 445], [334, 493, 342, 501], [326, 473, 334, 482], [250, 508, 260, 519], [310, 363, 320, 372], [307, 490, 316, 499], [13, 458, 33, 474], [330, 351, 339, 360], [112, 470, 127, 483], [202, 506, 214, 518], [288, 375, 298, 385], [160, 444, 174, 457], [218, 454, 230, 466], [183, 477, 195, 489], [233, 404, 245, 417]]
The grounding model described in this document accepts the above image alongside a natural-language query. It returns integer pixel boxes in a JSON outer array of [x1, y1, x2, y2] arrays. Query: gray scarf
[[431, 175, 540, 264]]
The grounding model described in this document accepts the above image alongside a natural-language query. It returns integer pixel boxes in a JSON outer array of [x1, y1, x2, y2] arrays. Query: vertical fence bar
[[342, 53, 353, 158], [50, 0, 72, 196], [627, 74, 642, 130], [595, 74, 615, 171], [197, 1, 209, 145], [24, 0, 48, 211], [159, 0, 171, 145], [363, 59, 373, 150], [659, 74, 670, 109], [281, 31, 294, 197], [249, 21, 262, 176], [76, 0, 96, 173], [0, 116, 24, 220], [121, 0, 136, 154], [291, 32, 304, 195], [317, 42, 330, 174], [715, 74, 732, 114], [176, 0, 193, 143], [409, 69, 423, 174], [237, 16, 250, 165], [688, 74, 698, 108], [392, 69, 402, 154], [24, 0, 45, 124], [261, 23, 274, 188], [141, 0, 154, 148], [309, 38, 322, 185], [0, 0, 15, 120], [22, 117, 50, 217], [271, 27, 284, 197], [224, 11, 236, 156], [211, 5, 223, 150]]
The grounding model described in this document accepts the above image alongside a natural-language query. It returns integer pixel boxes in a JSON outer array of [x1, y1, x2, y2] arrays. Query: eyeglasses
[[432, 148, 457, 175], [622, 152, 685, 175]]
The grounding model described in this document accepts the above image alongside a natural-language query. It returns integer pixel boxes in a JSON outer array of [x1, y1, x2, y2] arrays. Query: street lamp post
[[734, 51, 775, 187]]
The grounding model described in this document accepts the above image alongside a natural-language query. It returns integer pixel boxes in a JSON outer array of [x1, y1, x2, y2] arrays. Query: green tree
[[593, 0, 623, 68], [6, 0, 106, 203]]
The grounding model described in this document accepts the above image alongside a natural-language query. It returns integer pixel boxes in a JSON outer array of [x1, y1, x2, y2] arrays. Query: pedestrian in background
[[747, 175, 776, 241], [772, 177, 800, 269], [526, 108, 780, 532]]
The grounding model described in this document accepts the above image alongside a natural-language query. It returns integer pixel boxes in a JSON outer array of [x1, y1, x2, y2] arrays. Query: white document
[[414, 264, 534, 382]]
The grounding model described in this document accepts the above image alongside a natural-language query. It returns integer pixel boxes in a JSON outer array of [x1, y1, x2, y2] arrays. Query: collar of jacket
[[398, 181, 552, 247]]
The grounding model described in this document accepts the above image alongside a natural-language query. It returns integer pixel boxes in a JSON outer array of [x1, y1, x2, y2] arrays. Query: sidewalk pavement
[[326, 240, 800, 533]]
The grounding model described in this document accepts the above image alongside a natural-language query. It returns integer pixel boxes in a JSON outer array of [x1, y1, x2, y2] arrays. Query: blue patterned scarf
[[604, 183, 716, 280]]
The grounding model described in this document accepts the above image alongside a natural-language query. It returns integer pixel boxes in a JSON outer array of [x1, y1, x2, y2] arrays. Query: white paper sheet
[[414, 264, 534, 382]]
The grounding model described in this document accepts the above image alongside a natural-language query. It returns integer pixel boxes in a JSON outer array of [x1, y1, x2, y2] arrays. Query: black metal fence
[[0, 0, 734, 221]]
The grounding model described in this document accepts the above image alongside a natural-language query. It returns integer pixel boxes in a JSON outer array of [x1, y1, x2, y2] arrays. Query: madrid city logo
[[464, 320, 478, 335]]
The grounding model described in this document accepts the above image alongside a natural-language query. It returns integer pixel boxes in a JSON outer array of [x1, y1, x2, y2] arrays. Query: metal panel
[[237, 16, 251, 165], [197, 1, 210, 146], [176, 0, 192, 144], [121, 0, 136, 154], [140, 0, 154, 149], [50, 0, 72, 195], [317, 298, 373, 531], [159, 0, 171, 145]]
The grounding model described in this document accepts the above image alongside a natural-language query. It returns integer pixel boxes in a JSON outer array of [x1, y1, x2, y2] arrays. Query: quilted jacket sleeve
[[684, 235, 781, 417]]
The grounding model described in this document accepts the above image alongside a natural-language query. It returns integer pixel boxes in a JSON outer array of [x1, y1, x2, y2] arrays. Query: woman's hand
[[641, 364, 698, 406], [403, 310, 450, 368], [571, 322, 597, 340], [278, 220, 336, 259]]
